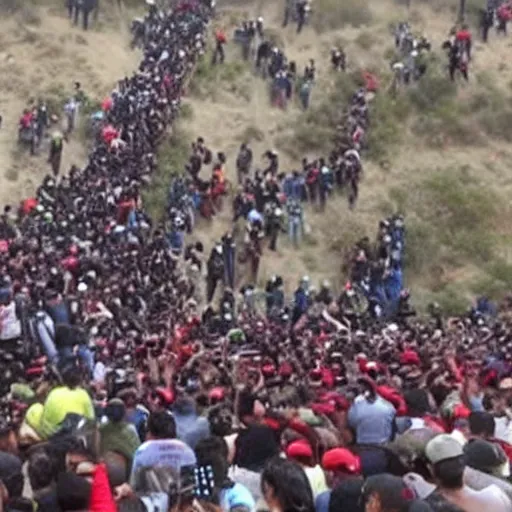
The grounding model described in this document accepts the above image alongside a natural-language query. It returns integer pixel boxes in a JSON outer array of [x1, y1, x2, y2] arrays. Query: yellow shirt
[[39, 386, 95, 439]]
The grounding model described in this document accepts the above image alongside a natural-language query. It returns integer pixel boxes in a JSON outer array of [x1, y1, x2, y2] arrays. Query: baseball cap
[[322, 448, 361, 474], [464, 439, 509, 477], [425, 435, 464, 464], [286, 439, 313, 460]]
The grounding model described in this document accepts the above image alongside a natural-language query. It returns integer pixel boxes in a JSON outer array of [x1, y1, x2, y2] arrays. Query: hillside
[[2, 0, 512, 313]]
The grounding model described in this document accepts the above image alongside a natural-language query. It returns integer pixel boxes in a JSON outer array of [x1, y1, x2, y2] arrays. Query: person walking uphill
[[48, 132, 64, 177], [213, 28, 227, 65]]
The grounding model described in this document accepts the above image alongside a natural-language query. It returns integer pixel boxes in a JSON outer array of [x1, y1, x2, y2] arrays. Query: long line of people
[[2, 3, 512, 512]]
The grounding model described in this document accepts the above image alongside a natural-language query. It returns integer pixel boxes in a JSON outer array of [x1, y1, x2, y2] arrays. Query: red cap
[[262, 364, 276, 378], [286, 439, 313, 460], [279, 362, 293, 378], [155, 387, 174, 405], [311, 402, 335, 415], [209, 387, 225, 402], [453, 403, 471, 419], [322, 448, 361, 474], [26, 367, 44, 378], [400, 350, 421, 366]]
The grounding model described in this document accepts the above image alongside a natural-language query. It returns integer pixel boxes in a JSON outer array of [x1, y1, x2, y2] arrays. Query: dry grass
[[312, 0, 373, 31]]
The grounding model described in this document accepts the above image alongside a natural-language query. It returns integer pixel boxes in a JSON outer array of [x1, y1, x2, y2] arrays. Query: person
[[99, 398, 141, 467], [236, 144, 253, 184], [261, 457, 315, 512], [361, 474, 416, 512], [195, 437, 255, 512], [424, 434, 512, 511], [348, 379, 396, 445], [48, 132, 64, 176], [213, 29, 227, 65], [130, 411, 196, 486], [171, 391, 210, 450], [38, 359, 95, 439], [233, 390, 279, 473], [27, 449, 60, 512]]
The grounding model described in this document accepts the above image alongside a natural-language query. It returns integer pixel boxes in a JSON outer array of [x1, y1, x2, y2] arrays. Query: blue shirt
[[315, 490, 330, 512], [220, 482, 256, 512], [172, 400, 210, 450], [348, 395, 396, 444]]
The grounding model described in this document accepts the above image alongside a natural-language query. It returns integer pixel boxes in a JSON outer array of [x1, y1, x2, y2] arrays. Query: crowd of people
[[231, 16, 317, 110], [2, 1, 512, 512]]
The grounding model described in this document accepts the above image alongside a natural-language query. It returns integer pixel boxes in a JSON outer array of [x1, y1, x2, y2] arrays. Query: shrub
[[366, 91, 411, 161], [142, 128, 190, 221]]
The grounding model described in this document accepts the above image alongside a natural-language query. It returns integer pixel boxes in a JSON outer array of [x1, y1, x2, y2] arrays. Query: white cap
[[77, 282, 88, 293]]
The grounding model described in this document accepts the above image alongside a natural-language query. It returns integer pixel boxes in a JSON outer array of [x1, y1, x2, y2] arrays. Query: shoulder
[[225, 482, 256, 509]]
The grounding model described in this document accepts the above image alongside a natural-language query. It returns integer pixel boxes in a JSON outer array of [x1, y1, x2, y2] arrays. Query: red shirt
[[456, 30, 472, 42]]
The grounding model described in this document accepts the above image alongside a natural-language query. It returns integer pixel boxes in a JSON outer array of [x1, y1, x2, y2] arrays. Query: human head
[[195, 437, 229, 489], [28, 449, 55, 492], [463, 438, 509, 478], [146, 410, 176, 440], [105, 398, 126, 424], [468, 411, 495, 438], [362, 474, 415, 512], [0, 452, 23, 501], [261, 457, 314, 512], [321, 448, 361, 486], [425, 435, 465, 490], [61, 359, 82, 389], [328, 478, 364, 512]]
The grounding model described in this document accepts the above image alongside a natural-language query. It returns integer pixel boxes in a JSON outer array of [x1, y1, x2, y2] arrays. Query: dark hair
[[117, 497, 148, 512], [432, 457, 465, 490], [237, 390, 256, 420], [468, 411, 495, 437], [208, 405, 233, 437], [404, 390, 430, 418], [61, 361, 82, 389], [147, 411, 176, 440], [328, 478, 363, 512], [195, 437, 230, 489], [28, 449, 55, 491], [261, 457, 314, 512]]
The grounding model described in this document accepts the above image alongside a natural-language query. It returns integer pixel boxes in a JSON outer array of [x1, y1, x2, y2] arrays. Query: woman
[[261, 457, 315, 512]]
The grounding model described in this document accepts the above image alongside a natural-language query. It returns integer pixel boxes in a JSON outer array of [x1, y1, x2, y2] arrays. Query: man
[[0, 452, 29, 512], [236, 143, 253, 184], [348, 378, 396, 445], [130, 411, 196, 487], [316, 447, 363, 512], [38, 359, 95, 439], [424, 434, 511, 511], [48, 132, 64, 176], [100, 398, 141, 465], [213, 28, 227, 65], [171, 392, 210, 450]]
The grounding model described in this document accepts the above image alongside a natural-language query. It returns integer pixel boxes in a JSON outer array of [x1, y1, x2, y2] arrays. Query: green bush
[[407, 72, 457, 112], [366, 92, 411, 161], [312, 0, 373, 31], [142, 128, 191, 221]]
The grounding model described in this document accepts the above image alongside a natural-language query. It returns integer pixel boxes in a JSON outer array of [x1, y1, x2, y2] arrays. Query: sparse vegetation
[[313, 0, 373, 31], [188, 55, 252, 101]]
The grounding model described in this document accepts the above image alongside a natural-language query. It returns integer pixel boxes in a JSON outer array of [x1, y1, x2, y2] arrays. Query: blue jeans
[[288, 219, 302, 246]]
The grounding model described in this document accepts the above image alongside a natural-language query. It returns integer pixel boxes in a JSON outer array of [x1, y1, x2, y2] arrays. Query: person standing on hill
[[48, 132, 64, 177], [213, 28, 227, 65]]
